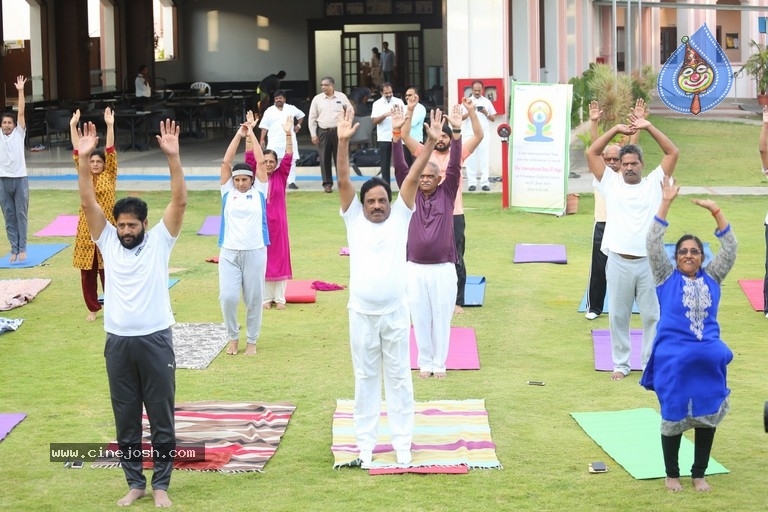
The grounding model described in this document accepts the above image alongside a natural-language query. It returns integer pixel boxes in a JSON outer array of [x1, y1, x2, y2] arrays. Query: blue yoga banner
[[657, 24, 732, 115]]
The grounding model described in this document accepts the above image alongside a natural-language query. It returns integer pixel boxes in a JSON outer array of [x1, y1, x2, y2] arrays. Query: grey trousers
[[0, 177, 29, 254], [606, 251, 659, 375]]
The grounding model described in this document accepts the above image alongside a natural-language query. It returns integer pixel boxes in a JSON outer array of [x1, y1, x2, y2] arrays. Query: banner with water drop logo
[[657, 24, 732, 115]]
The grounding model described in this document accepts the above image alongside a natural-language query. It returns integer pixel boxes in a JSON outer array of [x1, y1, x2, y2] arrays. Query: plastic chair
[[45, 108, 74, 147], [349, 116, 374, 148], [190, 81, 212, 96]]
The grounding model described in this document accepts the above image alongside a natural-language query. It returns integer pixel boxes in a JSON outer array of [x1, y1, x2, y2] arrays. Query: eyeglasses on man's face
[[676, 248, 701, 256]]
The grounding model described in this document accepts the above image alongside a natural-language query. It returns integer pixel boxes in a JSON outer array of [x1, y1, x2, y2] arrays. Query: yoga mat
[[592, 329, 643, 371], [340, 247, 350, 256], [738, 279, 763, 312], [409, 327, 480, 370], [93, 401, 296, 472], [464, 275, 486, 307], [570, 408, 729, 479], [98, 278, 180, 304], [332, 399, 501, 470], [513, 244, 567, 264], [0, 278, 51, 311], [34, 215, 79, 237], [0, 413, 26, 442], [197, 215, 221, 236], [286, 280, 316, 303], [172, 323, 229, 369], [0, 243, 69, 268], [577, 290, 639, 314]]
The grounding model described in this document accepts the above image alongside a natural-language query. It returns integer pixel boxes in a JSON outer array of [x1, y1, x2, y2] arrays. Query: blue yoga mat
[[578, 290, 639, 314], [464, 275, 486, 307], [0, 243, 69, 269]]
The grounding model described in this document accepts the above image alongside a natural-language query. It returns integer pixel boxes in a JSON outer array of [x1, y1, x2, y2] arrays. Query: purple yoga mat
[[0, 413, 27, 442], [34, 215, 79, 237], [513, 244, 567, 264], [197, 216, 221, 236], [592, 329, 643, 371], [409, 327, 480, 370]]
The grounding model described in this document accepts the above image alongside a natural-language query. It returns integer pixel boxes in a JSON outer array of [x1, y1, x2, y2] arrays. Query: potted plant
[[738, 40, 768, 105]]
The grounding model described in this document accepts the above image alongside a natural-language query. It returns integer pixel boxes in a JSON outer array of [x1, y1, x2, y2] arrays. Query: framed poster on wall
[[457, 78, 506, 115]]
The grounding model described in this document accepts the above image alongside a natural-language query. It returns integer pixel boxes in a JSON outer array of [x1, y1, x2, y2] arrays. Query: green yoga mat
[[570, 408, 729, 479]]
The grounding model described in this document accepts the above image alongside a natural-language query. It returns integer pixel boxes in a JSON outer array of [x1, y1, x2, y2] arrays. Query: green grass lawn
[[4, 112, 768, 512]]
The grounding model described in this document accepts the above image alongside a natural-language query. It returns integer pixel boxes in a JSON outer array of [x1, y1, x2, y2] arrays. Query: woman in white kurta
[[218, 119, 269, 356]]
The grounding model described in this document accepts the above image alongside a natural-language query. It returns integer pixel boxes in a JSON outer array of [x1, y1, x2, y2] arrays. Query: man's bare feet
[[9, 253, 17, 263], [275, 302, 286, 310], [153, 489, 172, 507], [418, 371, 431, 379], [86, 311, 97, 322], [226, 340, 238, 355], [665, 477, 683, 492], [454, 305, 464, 315], [244, 344, 256, 356], [610, 372, 626, 381], [434, 371, 447, 380], [117, 488, 146, 506], [692, 477, 711, 492], [263, 302, 273, 310], [18, 251, 26, 262]]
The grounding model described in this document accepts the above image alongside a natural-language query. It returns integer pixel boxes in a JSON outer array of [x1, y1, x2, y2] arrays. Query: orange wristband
[[711, 209, 721, 217]]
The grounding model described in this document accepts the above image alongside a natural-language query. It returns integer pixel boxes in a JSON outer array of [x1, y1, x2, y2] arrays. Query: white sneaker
[[585, 312, 599, 320], [396, 450, 412, 465], [765, 312, 768, 319]]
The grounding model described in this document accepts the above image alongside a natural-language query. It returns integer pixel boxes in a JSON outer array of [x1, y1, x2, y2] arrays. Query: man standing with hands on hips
[[461, 81, 496, 191], [370, 82, 404, 184], [308, 76, 352, 193]]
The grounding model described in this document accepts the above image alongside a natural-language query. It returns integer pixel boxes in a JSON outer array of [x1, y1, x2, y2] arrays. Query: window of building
[[154, 0, 177, 61]]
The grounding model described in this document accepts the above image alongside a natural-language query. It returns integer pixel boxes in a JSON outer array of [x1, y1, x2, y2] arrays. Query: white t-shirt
[[261, 104, 305, 160], [342, 197, 413, 315], [461, 95, 496, 136], [0, 125, 28, 178], [596, 165, 665, 257], [96, 220, 176, 336], [371, 96, 405, 142], [219, 180, 268, 250], [135, 75, 151, 97]]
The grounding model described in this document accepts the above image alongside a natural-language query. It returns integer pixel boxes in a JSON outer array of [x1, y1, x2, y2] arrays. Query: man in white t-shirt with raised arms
[[337, 106, 441, 468], [587, 115, 679, 381], [77, 119, 187, 508], [259, 90, 305, 189]]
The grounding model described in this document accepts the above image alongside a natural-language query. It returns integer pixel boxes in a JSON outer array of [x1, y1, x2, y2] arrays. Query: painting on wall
[[457, 78, 506, 115]]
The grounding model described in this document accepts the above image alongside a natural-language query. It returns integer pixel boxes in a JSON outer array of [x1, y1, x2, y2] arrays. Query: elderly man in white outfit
[[586, 115, 679, 381], [370, 82, 405, 184], [461, 81, 496, 191], [219, 121, 269, 357], [336, 106, 442, 468], [259, 90, 305, 189]]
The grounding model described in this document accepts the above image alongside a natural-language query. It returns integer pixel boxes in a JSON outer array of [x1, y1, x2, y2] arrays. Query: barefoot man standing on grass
[[77, 120, 187, 507], [337, 106, 441, 467]]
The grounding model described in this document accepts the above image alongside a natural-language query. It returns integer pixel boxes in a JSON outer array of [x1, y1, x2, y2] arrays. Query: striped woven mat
[[331, 399, 501, 470], [92, 401, 296, 473]]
